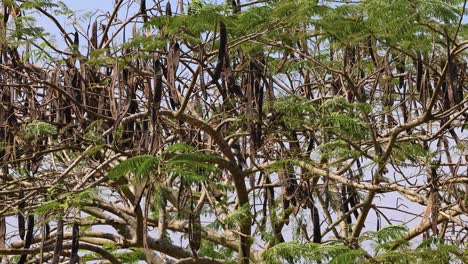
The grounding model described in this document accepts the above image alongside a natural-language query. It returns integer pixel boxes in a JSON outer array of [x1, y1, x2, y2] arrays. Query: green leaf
[[164, 143, 195, 154], [24, 120, 57, 139], [113, 249, 145, 264], [224, 204, 251, 229], [20, 0, 58, 9], [108, 155, 160, 180], [34, 201, 64, 216]]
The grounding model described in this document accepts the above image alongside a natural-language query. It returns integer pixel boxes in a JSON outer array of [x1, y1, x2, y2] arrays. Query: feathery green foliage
[[19, 0, 58, 9], [316, 139, 360, 161], [392, 141, 435, 163], [224, 204, 251, 229], [199, 240, 235, 261], [113, 248, 145, 264], [24, 120, 57, 139], [34, 201, 64, 216], [108, 143, 219, 183], [84, 119, 108, 144], [271, 96, 369, 140], [271, 95, 318, 129], [263, 241, 366, 264], [108, 155, 161, 181], [263, 225, 467, 263], [365, 225, 408, 252]]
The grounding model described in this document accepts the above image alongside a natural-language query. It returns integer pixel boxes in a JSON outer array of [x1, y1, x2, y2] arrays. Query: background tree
[[0, 0, 467, 263]]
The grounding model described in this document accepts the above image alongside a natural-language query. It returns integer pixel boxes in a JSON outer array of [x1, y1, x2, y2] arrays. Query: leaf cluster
[[271, 96, 369, 140], [264, 225, 467, 263], [108, 143, 219, 184], [24, 120, 57, 140]]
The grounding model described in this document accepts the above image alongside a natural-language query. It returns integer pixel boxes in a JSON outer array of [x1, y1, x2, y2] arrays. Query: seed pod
[[152, 59, 163, 125], [415, 56, 423, 94], [447, 59, 462, 107], [91, 20, 98, 49], [341, 186, 353, 225], [397, 57, 405, 89], [167, 42, 181, 109], [231, 0, 240, 13], [140, 0, 147, 22], [18, 190, 25, 240], [3, 5, 9, 24], [45, 223, 50, 238], [166, 2, 172, 16], [18, 215, 34, 264], [69, 222, 80, 264], [212, 22, 227, 84], [224, 39, 243, 98], [189, 211, 202, 256], [177, 181, 190, 218], [311, 203, 321, 243], [18, 213, 25, 240], [74, 31, 79, 49], [101, 24, 108, 45], [255, 67, 263, 149], [52, 218, 63, 264]]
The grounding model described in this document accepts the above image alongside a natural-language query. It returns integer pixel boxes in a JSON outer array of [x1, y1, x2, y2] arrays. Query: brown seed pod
[[18, 190, 25, 240], [52, 217, 64, 264], [189, 211, 202, 256], [152, 59, 163, 125], [91, 20, 98, 49], [311, 203, 321, 243], [212, 22, 227, 84], [140, 0, 147, 21], [18, 215, 34, 264], [74, 31, 79, 49], [69, 222, 80, 264], [166, 2, 172, 16], [167, 42, 181, 109], [177, 181, 191, 218]]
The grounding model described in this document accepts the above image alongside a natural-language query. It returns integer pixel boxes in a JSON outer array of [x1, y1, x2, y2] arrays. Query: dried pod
[[415, 56, 423, 94], [3, 5, 9, 24], [18, 215, 34, 264], [74, 31, 79, 48], [152, 59, 163, 125], [18, 190, 25, 240], [311, 203, 321, 243], [167, 42, 181, 109], [189, 211, 202, 256], [177, 181, 190, 218], [140, 0, 147, 22], [69, 222, 80, 264], [166, 2, 172, 16], [52, 218, 64, 264], [212, 22, 227, 84], [91, 20, 98, 49]]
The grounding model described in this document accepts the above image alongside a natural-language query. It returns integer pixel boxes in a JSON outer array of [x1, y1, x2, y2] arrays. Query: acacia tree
[[0, 0, 467, 263]]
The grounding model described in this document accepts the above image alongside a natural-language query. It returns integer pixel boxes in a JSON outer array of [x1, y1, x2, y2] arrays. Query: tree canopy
[[0, 0, 467, 263]]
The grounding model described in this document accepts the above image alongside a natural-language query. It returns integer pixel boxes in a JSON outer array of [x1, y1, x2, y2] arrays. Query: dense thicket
[[0, 0, 467, 263]]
